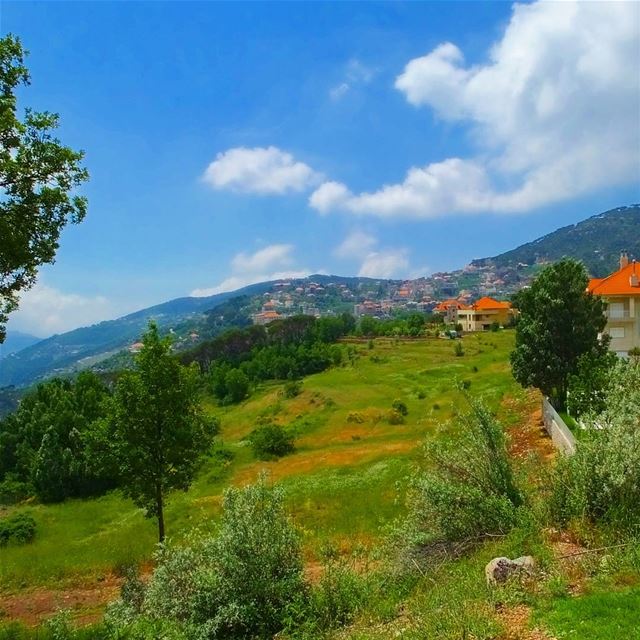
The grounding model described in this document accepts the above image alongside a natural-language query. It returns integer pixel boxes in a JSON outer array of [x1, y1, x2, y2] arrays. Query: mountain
[[472, 204, 640, 277], [1, 204, 637, 390], [0, 331, 42, 358], [0, 275, 388, 388]]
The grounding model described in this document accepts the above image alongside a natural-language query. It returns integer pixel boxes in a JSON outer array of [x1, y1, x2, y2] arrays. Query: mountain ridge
[[1, 204, 638, 389]]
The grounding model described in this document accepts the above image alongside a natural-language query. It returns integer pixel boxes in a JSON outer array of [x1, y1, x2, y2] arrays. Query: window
[[609, 327, 625, 339]]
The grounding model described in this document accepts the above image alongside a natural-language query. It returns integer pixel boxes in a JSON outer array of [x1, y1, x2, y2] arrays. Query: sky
[[2, 0, 639, 337]]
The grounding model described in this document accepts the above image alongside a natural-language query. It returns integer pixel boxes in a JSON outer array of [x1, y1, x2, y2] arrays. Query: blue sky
[[3, 1, 639, 337]]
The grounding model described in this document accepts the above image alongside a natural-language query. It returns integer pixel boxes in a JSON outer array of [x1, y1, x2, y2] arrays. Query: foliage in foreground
[[549, 358, 640, 532], [109, 322, 217, 542], [0, 34, 89, 342], [108, 478, 304, 639], [510, 258, 606, 409], [398, 394, 522, 564]]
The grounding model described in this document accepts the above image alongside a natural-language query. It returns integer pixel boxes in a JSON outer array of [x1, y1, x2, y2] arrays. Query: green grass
[[536, 587, 640, 639], [0, 333, 521, 592]]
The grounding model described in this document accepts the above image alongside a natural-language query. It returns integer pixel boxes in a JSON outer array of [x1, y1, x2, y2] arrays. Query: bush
[[386, 410, 405, 425], [119, 478, 304, 639], [224, 368, 250, 404], [454, 341, 464, 357], [249, 424, 295, 459], [400, 394, 521, 562], [548, 359, 640, 532], [0, 475, 32, 505], [0, 512, 36, 546], [490, 321, 500, 332], [346, 411, 364, 424], [281, 380, 302, 399], [391, 399, 408, 416], [566, 348, 617, 418]]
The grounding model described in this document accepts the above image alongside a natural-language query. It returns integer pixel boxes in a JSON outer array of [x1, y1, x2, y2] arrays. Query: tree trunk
[[156, 483, 165, 543]]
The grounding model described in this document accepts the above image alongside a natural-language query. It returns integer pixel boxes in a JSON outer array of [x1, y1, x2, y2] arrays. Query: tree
[[0, 35, 89, 342], [110, 322, 214, 542], [510, 258, 607, 409]]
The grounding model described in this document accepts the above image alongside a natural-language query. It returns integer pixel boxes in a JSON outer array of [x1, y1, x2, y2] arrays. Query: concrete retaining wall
[[542, 397, 577, 455]]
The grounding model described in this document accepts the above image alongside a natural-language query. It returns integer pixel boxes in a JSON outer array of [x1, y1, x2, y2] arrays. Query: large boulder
[[485, 555, 535, 586]]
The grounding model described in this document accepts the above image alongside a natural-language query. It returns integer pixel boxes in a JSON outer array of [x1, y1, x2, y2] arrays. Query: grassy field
[[2, 330, 637, 638], [0, 332, 521, 591]]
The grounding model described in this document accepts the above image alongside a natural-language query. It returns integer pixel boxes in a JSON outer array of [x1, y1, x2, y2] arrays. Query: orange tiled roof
[[471, 296, 511, 310], [588, 261, 640, 296], [435, 298, 467, 312]]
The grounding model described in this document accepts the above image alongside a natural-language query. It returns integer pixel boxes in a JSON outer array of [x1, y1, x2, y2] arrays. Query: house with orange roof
[[434, 298, 469, 323], [456, 296, 514, 332], [587, 253, 640, 356], [252, 310, 282, 326]]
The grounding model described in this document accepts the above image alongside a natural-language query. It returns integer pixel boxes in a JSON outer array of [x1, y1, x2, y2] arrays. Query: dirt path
[[0, 575, 122, 627]]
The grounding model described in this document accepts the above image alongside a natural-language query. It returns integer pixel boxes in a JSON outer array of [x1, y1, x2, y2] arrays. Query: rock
[[485, 555, 535, 586], [512, 556, 535, 572]]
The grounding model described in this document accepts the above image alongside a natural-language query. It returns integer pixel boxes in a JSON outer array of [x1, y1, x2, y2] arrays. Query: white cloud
[[9, 283, 115, 336], [329, 58, 377, 101], [231, 243, 294, 273], [316, 1, 640, 218], [191, 244, 312, 297], [309, 181, 352, 214], [334, 230, 377, 259], [202, 146, 319, 195], [191, 270, 312, 297], [329, 83, 350, 101], [358, 249, 410, 279]]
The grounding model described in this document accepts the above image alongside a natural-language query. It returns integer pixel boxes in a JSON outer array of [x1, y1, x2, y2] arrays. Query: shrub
[[391, 399, 408, 416], [454, 341, 464, 357], [566, 348, 617, 418], [490, 321, 500, 332], [386, 410, 405, 425], [281, 380, 302, 399], [128, 478, 304, 639], [346, 411, 365, 424], [0, 475, 32, 505], [0, 512, 36, 546], [249, 424, 295, 459], [548, 359, 640, 533], [224, 368, 250, 404], [400, 394, 521, 562]]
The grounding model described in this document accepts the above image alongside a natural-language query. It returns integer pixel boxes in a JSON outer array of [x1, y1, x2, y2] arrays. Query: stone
[[485, 555, 535, 586]]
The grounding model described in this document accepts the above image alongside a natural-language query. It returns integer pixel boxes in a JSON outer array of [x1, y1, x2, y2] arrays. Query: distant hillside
[[1, 204, 637, 390], [0, 275, 388, 388], [0, 331, 42, 358], [472, 205, 640, 277], [0, 280, 277, 388]]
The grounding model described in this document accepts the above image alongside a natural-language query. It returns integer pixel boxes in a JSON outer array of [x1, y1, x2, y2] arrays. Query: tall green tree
[[0, 35, 88, 342], [510, 258, 607, 409], [110, 322, 215, 542]]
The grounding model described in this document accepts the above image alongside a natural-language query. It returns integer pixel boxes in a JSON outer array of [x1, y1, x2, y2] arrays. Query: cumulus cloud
[[202, 146, 319, 195], [9, 283, 115, 336], [309, 181, 351, 214], [231, 243, 294, 273], [358, 249, 410, 279], [334, 230, 377, 259], [191, 244, 312, 297], [315, 1, 640, 218]]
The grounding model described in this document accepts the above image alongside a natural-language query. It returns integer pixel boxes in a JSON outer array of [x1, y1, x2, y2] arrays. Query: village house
[[456, 297, 514, 332], [588, 253, 640, 357]]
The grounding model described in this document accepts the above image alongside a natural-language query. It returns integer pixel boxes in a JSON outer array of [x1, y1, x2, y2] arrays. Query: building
[[434, 299, 467, 323], [587, 254, 640, 357], [456, 297, 513, 331]]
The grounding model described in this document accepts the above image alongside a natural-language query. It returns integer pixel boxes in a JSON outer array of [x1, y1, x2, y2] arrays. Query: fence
[[542, 397, 577, 455]]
